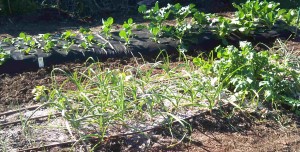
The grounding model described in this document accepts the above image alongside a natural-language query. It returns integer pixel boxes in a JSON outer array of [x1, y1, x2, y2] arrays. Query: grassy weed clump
[[33, 55, 217, 142]]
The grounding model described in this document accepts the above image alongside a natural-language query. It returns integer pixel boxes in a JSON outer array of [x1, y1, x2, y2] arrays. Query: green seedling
[[79, 27, 96, 49], [119, 18, 134, 45], [215, 17, 232, 44], [81, 34, 95, 49], [41, 33, 55, 53], [173, 22, 192, 44], [280, 7, 300, 35], [139, 1, 172, 42], [2, 37, 15, 45], [61, 30, 76, 51], [18, 32, 38, 54], [232, 0, 282, 34], [193, 11, 210, 32], [171, 3, 196, 26], [102, 17, 114, 38], [79, 27, 91, 34], [61, 30, 76, 41], [0, 47, 10, 65]]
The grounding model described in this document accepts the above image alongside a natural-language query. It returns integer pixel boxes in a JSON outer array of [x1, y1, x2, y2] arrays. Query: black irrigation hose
[[17, 113, 202, 152]]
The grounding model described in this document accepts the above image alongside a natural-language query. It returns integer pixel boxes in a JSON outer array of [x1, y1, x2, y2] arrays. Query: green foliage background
[[0, 0, 299, 16], [230, 0, 300, 9], [0, 0, 38, 15]]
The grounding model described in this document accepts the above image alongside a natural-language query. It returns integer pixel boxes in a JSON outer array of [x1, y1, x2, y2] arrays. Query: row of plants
[[0, 0, 299, 66], [138, 0, 300, 44], [29, 40, 300, 148], [0, 16, 136, 65]]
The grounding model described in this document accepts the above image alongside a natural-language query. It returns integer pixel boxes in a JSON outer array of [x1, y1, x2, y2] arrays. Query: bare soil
[[1, 5, 300, 152]]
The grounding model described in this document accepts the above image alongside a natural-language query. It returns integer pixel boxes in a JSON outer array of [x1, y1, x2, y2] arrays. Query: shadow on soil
[[93, 106, 253, 151]]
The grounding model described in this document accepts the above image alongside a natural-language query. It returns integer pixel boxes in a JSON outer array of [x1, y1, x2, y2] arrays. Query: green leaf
[[24, 47, 31, 54], [107, 17, 114, 25], [174, 3, 181, 10], [87, 34, 94, 42], [81, 42, 88, 49], [119, 30, 127, 39], [19, 32, 26, 39], [30, 40, 35, 47], [43, 33, 51, 40], [128, 18, 133, 24], [123, 23, 130, 29], [79, 27, 90, 34], [192, 57, 202, 66], [151, 27, 160, 36], [138, 5, 147, 13], [153, 1, 159, 12]]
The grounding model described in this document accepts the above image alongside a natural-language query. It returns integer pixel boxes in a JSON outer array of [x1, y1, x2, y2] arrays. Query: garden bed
[[1, 0, 300, 151]]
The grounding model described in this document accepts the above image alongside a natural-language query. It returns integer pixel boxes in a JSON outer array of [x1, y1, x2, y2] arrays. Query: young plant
[[79, 27, 95, 49], [166, 3, 196, 43], [214, 17, 232, 44], [41, 33, 55, 53], [18, 32, 38, 54], [61, 30, 76, 51], [61, 30, 76, 41], [232, 0, 282, 33], [119, 18, 134, 45], [171, 3, 196, 26], [0, 47, 10, 65], [193, 11, 210, 32], [138, 1, 172, 42], [279, 8, 300, 34], [173, 22, 192, 44], [2, 37, 15, 45], [193, 41, 300, 107], [102, 17, 114, 38]]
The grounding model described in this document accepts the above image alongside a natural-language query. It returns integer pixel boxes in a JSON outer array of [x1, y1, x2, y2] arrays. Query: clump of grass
[[31, 52, 224, 143]]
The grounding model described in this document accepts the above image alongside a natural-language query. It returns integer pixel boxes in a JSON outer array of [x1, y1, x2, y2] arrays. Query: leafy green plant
[[193, 41, 300, 107], [193, 11, 210, 32], [2, 37, 15, 45], [232, 0, 282, 34], [61, 30, 76, 51], [214, 17, 232, 44], [171, 3, 196, 26], [169, 3, 196, 44], [279, 8, 300, 35], [119, 18, 134, 45], [41, 33, 55, 53], [79, 27, 96, 49], [61, 30, 76, 41], [18, 32, 38, 54], [138, 1, 172, 42], [102, 17, 114, 39], [0, 47, 10, 65], [280, 9, 298, 25]]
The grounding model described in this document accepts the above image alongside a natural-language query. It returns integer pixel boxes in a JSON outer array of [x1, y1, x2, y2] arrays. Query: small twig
[[95, 34, 115, 51], [0, 112, 61, 128], [0, 105, 41, 117], [18, 140, 77, 152]]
